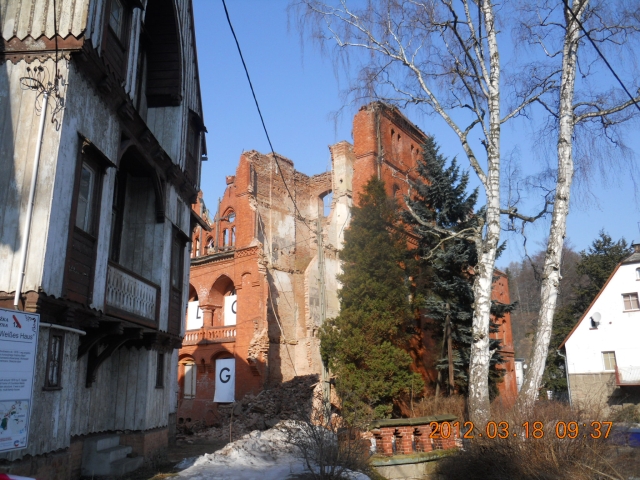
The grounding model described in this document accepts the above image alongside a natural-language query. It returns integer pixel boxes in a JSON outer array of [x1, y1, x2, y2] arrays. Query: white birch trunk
[[517, 0, 584, 411], [467, 0, 501, 425]]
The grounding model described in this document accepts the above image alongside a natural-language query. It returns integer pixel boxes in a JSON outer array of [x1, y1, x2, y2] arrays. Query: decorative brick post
[[396, 426, 414, 454], [375, 428, 395, 456], [200, 306, 214, 327], [414, 425, 433, 452]]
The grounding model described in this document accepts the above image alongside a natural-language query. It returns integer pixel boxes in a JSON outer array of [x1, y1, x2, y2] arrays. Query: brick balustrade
[[370, 414, 458, 456]]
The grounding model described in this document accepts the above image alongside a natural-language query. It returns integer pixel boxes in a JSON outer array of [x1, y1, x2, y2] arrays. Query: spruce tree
[[543, 231, 631, 393], [405, 138, 512, 397], [319, 177, 423, 419]]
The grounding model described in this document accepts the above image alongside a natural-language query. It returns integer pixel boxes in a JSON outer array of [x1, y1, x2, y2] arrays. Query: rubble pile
[[185, 374, 319, 442]]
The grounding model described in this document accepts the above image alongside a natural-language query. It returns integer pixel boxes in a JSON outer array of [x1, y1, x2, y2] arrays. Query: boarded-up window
[[103, 0, 131, 78], [602, 352, 616, 371], [622, 293, 639, 310], [183, 363, 196, 398], [156, 353, 165, 388], [44, 332, 64, 389]]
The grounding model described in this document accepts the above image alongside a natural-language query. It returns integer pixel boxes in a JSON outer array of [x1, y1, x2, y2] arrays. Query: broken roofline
[[241, 149, 334, 181]]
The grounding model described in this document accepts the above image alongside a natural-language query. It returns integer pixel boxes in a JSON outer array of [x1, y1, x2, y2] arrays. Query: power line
[[221, 0, 312, 230], [563, 0, 640, 113]]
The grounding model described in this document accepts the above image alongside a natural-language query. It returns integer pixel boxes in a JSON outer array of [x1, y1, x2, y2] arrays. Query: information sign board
[[0, 308, 39, 453]]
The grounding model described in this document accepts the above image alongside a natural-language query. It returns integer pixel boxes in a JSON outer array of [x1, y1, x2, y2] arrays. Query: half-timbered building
[[0, 0, 206, 477]]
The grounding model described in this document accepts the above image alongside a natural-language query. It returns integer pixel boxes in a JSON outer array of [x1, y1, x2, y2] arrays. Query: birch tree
[[513, 0, 640, 410], [293, 0, 551, 423]]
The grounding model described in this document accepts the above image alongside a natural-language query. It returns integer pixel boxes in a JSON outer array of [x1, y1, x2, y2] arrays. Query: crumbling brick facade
[[178, 103, 517, 426], [178, 150, 344, 426]]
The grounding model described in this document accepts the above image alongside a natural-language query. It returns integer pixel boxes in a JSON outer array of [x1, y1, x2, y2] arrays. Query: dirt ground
[[109, 437, 228, 480]]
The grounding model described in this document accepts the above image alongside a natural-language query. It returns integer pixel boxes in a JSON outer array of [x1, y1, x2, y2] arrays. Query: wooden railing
[[182, 326, 237, 345], [105, 262, 159, 324]]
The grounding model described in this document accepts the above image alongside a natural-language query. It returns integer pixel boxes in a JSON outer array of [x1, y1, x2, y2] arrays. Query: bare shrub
[[283, 390, 374, 480], [412, 395, 467, 421], [437, 400, 629, 480]]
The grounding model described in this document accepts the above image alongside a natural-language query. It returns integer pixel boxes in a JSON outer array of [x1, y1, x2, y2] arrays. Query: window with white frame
[[636, 267, 640, 280], [622, 293, 639, 310], [602, 352, 617, 371], [183, 362, 196, 398]]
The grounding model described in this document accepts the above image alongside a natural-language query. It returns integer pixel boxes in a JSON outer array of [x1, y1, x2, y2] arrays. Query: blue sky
[[193, 0, 640, 268]]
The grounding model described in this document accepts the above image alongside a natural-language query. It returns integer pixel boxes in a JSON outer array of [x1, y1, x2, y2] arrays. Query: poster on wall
[[213, 358, 235, 403], [224, 295, 237, 326], [0, 307, 39, 453], [187, 301, 203, 330]]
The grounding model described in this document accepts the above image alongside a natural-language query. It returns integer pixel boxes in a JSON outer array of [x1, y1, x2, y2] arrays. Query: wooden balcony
[[182, 326, 236, 345], [615, 366, 640, 386], [105, 262, 159, 327]]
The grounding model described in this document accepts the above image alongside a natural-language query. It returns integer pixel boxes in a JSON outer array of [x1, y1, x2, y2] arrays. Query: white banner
[[186, 301, 203, 330], [213, 358, 235, 403], [0, 308, 39, 453], [224, 295, 237, 326]]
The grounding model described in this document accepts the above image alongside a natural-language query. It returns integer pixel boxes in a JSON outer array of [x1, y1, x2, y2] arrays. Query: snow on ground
[[176, 422, 370, 480]]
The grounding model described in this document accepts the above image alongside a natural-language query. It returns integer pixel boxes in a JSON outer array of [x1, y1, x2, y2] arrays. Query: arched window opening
[[221, 210, 236, 249], [109, 147, 159, 281]]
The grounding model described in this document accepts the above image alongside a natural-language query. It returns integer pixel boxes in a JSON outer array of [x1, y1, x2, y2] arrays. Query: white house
[[560, 243, 640, 412]]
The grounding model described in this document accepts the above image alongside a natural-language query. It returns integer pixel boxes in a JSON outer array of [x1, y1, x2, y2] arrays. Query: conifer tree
[[319, 178, 423, 419], [405, 138, 512, 397]]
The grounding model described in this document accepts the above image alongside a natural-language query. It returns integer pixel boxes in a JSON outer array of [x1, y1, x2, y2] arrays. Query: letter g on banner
[[214, 358, 235, 402]]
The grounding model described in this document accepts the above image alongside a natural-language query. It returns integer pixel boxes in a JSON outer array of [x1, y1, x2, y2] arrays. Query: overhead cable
[[221, 0, 312, 229], [563, 0, 640, 113]]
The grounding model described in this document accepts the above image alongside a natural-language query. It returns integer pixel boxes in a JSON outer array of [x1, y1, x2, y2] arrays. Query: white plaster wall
[[566, 261, 640, 374]]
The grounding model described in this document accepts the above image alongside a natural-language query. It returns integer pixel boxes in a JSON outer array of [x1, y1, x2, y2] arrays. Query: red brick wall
[[120, 427, 168, 459], [491, 270, 518, 405], [180, 150, 332, 425], [371, 421, 458, 456], [352, 102, 426, 205]]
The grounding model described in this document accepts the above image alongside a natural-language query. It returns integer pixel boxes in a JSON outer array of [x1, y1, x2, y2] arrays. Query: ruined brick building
[[179, 103, 516, 425]]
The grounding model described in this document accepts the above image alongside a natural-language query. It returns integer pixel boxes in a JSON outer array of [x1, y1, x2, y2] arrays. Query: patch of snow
[[176, 422, 370, 480]]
